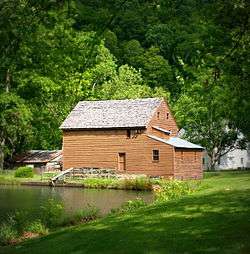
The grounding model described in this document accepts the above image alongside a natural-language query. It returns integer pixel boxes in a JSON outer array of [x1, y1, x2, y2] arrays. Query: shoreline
[[0, 180, 153, 191]]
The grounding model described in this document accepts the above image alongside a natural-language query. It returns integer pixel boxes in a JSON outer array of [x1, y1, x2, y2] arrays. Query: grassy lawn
[[1, 171, 250, 254], [0, 170, 61, 184]]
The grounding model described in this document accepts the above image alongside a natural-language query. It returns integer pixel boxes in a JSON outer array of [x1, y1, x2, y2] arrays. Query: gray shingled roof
[[147, 135, 204, 149], [60, 98, 163, 130], [16, 150, 62, 163]]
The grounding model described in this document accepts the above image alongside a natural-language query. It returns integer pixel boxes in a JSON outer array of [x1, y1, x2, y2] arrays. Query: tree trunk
[[0, 138, 5, 170], [210, 158, 217, 171], [6, 69, 11, 93], [208, 149, 219, 171]]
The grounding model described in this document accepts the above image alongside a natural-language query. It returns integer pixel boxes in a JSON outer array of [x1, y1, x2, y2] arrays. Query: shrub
[[82, 178, 118, 188], [121, 178, 152, 190], [11, 211, 30, 234], [121, 198, 147, 212], [111, 198, 147, 214], [24, 220, 48, 235], [40, 199, 64, 228], [14, 167, 34, 178], [0, 219, 18, 245], [63, 206, 100, 226], [155, 180, 200, 202], [73, 206, 99, 221]]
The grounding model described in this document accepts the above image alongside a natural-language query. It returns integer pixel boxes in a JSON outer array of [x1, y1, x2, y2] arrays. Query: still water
[[0, 185, 153, 220]]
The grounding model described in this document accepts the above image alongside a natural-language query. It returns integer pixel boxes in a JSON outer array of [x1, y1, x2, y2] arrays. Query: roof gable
[[60, 98, 163, 130]]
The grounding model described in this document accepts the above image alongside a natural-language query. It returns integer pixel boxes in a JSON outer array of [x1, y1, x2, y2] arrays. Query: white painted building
[[203, 143, 250, 170], [218, 145, 250, 169]]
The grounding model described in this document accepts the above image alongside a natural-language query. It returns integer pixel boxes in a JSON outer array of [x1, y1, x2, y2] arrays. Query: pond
[[0, 185, 153, 221]]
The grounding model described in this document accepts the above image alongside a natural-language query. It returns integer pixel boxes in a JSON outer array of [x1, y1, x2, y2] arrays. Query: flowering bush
[[155, 180, 200, 202]]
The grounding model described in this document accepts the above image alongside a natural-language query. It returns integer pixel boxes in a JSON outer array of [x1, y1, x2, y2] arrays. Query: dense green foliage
[[40, 199, 65, 228], [14, 167, 34, 178], [0, 0, 249, 168], [1, 171, 249, 253], [0, 222, 18, 246]]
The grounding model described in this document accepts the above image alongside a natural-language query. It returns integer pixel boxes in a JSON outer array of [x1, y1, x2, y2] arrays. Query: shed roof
[[16, 150, 62, 164], [60, 98, 163, 130], [147, 135, 203, 149], [152, 126, 171, 135]]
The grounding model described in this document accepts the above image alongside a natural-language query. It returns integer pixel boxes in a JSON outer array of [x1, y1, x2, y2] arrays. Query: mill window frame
[[152, 149, 159, 161]]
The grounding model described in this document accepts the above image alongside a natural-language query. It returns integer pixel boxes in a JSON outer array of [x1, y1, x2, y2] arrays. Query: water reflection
[[0, 185, 153, 220]]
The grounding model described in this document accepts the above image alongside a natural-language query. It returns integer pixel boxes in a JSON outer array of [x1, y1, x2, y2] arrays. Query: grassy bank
[[0, 170, 154, 190], [1, 171, 249, 254], [0, 170, 42, 185], [68, 177, 154, 190]]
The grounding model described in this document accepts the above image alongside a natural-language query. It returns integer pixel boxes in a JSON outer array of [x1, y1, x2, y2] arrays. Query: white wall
[[203, 143, 250, 170], [218, 148, 249, 169]]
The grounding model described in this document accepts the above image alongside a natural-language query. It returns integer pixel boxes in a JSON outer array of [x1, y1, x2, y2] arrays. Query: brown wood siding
[[146, 100, 178, 138], [62, 130, 174, 177], [174, 148, 203, 179]]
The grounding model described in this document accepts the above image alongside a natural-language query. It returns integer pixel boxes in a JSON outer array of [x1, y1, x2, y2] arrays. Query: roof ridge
[[77, 97, 163, 103]]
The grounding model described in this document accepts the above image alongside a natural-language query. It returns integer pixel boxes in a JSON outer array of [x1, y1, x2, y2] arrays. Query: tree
[[174, 68, 247, 170], [98, 65, 169, 100], [0, 93, 31, 169], [14, 18, 120, 149], [0, 0, 59, 92], [0, 0, 249, 168]]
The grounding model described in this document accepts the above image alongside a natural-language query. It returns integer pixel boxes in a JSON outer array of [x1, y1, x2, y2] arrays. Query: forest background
[[0, 0, 249, 169]]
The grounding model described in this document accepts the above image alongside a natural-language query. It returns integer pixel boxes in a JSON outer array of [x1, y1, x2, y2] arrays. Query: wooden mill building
[[60, 98, 203, 179]]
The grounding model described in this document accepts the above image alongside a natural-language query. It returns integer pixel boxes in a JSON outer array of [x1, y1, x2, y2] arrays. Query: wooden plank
[[51, 167, 73, 182]]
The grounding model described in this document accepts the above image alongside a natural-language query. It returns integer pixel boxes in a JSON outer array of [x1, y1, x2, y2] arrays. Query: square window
[[153, 150, 159, 161]]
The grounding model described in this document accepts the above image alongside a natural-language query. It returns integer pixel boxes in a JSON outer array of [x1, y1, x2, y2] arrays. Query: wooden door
[[118, 153, 126, 171]]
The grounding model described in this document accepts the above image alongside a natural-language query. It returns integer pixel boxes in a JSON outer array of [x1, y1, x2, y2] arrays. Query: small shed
[[15, 150, 62, 172]]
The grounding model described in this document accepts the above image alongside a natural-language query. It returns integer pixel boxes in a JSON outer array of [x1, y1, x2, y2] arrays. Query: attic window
[[166, 112, 169, 119], [157, 112, 160, 119], [152, 150, 159, 161]]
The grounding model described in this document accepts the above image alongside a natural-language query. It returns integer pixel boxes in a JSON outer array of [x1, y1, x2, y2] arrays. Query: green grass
[[1, 171, 249, 254], [0, 170, 42, 184], [0, 170, 59, 184], [68, 177, 153, 190]]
